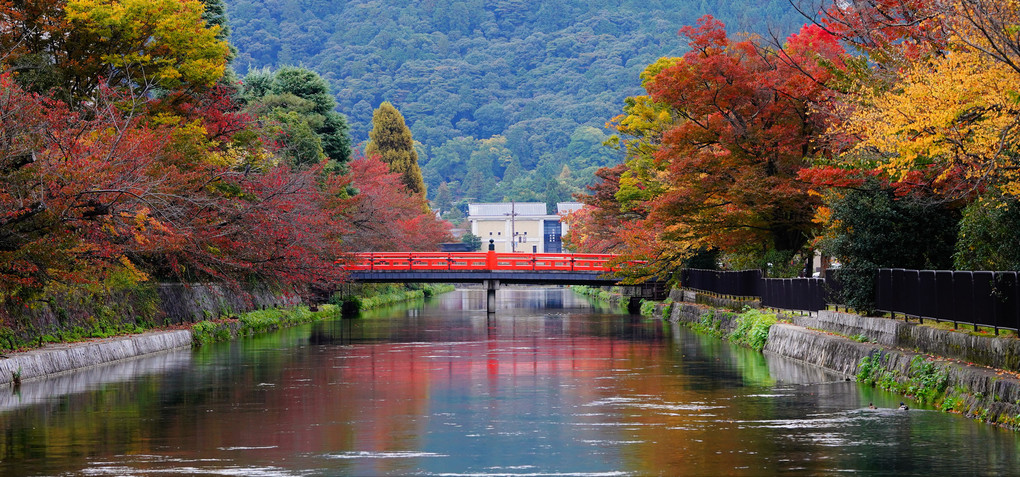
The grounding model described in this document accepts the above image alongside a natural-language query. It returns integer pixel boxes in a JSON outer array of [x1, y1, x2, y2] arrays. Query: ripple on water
[[79, 465, 298, 476], [80, 455, 297, 477], [321, 451, 449, 459]]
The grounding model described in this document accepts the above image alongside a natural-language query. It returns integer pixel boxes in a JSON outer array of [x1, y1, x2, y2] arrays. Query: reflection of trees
[[1, 289, 1001, 475]]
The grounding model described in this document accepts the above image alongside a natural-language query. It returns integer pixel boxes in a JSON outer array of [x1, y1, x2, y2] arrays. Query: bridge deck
[[348, 270, 621, 286], [342, 253, 667, 310], [343, 252, 628, 286]]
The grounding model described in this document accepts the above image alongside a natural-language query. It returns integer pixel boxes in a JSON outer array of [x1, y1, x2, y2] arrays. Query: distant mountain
[[224, 0, 805, 209]]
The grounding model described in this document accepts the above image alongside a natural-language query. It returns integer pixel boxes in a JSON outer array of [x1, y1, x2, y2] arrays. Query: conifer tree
[[365, 102, 427, 199]]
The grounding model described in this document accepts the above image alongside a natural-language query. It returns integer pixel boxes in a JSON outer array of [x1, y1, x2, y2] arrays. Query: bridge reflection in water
[[343, 252, 662, 313]]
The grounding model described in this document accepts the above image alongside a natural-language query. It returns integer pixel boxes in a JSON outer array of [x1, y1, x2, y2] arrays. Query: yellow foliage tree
[[3, 0, 229, 104], [842, 43, 1020, 197], [65, 0, 228, 91]]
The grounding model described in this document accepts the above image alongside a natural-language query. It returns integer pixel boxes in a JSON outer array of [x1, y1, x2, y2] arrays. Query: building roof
[[557, 202, 583, 215], [468, 202, 548, 217]]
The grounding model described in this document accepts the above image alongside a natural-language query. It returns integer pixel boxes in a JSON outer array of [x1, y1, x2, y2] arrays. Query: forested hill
[[224, 0, 804, 208]]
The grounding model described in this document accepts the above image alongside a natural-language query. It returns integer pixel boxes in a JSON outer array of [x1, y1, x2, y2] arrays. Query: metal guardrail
[[343, 252, 635, 273]]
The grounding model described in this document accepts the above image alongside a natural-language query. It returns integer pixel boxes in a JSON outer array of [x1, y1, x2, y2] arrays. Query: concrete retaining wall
[[793, 310, 1020, 373], [0, 348, 191, 411], [158, 283, 300, 324], [667, 299, 1020, 429], [764, 324, 873, 378], [0, 330, 192, 385], [792, 311, 905, 347]]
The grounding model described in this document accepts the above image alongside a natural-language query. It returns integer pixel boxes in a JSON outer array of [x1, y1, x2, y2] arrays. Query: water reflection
[[0, 288, 1018, 476], [0, 349, 191, 412]]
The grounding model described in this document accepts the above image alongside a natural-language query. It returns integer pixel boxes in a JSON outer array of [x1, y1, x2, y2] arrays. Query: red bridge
[[346, 252, 624, 273], [343, 252, 659, 313]]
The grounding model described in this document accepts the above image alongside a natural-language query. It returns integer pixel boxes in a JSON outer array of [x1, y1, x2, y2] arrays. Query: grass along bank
[[679, 306, 778, 352], [336, 283, 456, 312], [571, 285, 624, 304], [191, 305, 340, 346]]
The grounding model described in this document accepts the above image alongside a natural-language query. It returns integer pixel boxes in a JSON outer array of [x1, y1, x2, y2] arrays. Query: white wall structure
[[468, 202, 581, 253]]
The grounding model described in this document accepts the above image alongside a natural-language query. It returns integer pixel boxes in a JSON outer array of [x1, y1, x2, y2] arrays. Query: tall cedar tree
[[365, 102, 427, 201]]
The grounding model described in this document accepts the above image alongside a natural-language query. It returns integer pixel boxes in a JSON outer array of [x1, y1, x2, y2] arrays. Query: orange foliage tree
[[572, 16, 846, 276]]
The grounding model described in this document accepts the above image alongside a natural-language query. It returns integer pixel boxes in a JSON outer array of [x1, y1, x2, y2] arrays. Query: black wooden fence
[[680, 267, 1020, 331], [680, 269, 837, 312], [679, 269, 762, 297], [874, 269, 1020, 331]]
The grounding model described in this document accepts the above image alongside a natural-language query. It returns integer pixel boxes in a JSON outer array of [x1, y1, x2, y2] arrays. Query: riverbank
[[0, 283, 462, 386], [0, 329, 192, 386], [0, 304, 337, 386], [568, 285, 625, 304], [653, 290, 1020, 430], [339, 283, 456, 312]]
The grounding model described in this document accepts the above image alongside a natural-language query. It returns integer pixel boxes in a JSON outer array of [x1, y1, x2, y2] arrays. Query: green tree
[[365, 102, 427, 198], [954, 195, 1020, 270], [434, 182, 454, 214], [461, 233, 482, 251], [242, 66, 352, 168], [820, 182, 960, 313], [544, 177, 569, 214], [271, 66, 336, 115]]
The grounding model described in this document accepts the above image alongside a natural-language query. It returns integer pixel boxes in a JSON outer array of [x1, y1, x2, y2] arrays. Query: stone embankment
[[665, 294, 1020, 430], [0, 330, 192, 386]]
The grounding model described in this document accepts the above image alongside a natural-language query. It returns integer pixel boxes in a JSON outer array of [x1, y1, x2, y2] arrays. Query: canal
[[1, 287, 1019, 475]]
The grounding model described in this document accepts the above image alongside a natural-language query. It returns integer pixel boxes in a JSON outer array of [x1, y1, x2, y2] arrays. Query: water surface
[[0, 287, 1017, 476]]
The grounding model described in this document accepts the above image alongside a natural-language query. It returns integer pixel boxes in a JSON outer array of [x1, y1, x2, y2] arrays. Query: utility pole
[[504, 200, 518, 252]]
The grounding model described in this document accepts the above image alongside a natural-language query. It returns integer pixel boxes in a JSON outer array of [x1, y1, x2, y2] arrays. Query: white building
[[468, 202, 582, 253]]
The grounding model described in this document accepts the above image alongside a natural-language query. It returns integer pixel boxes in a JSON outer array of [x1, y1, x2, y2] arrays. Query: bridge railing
[[344, 252, 627, 273]]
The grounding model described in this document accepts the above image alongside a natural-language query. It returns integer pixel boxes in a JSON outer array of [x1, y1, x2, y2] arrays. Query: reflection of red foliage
[[173, 330, 663, 458]]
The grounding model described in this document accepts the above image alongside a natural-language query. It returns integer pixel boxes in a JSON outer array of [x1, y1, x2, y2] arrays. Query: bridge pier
[[484, 279, 500, 314]]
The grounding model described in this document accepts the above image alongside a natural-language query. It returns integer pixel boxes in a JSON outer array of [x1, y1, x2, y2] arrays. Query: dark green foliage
[[224, 0, 804, 203], [544, 178, 569, 214], [954, 195, 1020, 270], [434, 182, 454, 214], [319, 112, 353, 168], [271, 67, 335, 115], [822, 182, 960, 313], [271, 110, 325, 167], [242, 66, 353, 167], [684, 248, 719, 270], [461, 233, 482, 251], [200, 0, 231, 39]]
